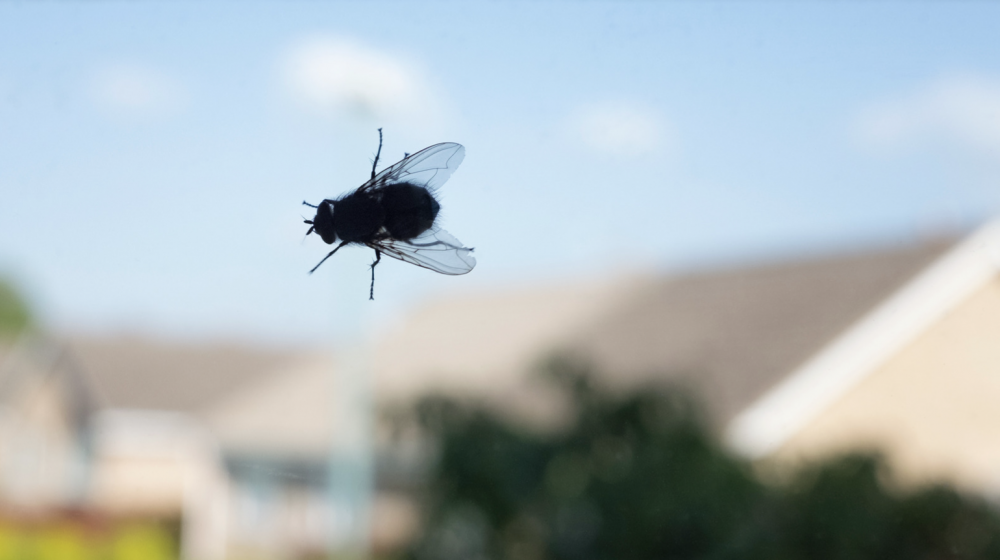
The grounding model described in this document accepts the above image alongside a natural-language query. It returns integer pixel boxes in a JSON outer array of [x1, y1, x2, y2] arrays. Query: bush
[[405, 362, 1000, 560]]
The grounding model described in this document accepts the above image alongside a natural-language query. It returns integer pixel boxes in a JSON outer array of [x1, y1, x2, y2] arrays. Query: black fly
[[303, 129, 476, 300]]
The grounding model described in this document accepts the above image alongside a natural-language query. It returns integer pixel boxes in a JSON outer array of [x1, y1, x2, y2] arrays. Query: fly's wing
[[360, 143, 465, 193], [369, 226, 476, 275]]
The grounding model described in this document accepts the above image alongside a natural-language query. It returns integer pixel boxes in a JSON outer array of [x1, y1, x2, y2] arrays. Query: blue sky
[[2, 1, 1000, 344]]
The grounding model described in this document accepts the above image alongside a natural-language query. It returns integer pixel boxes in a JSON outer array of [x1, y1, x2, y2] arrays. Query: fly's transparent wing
[[368, 226, 476, 275], [361, 143, 465, 193]]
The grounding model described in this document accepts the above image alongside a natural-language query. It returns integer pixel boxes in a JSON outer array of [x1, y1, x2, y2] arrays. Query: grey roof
[[65, 336, 302, 413], [563, 239, 956, 428]]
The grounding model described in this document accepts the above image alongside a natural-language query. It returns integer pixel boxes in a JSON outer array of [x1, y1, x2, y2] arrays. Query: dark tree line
[[403, 360, 1000, 560]]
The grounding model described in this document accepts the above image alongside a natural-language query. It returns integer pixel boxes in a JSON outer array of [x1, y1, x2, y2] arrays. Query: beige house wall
[[774, 277, 1000, 493]]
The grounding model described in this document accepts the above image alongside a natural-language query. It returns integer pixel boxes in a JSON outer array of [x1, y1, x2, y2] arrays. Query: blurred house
[[1, 219, 999, 558], [374, 219, 1000, 498], [0, 338, 91, 512], [0, 336, 338, 559]]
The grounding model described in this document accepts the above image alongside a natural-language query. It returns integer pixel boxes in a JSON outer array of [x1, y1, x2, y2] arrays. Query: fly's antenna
[[371, 127, 383, 180], [302, 218, 315, 243]]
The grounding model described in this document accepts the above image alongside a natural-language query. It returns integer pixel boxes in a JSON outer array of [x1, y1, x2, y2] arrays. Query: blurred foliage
[[0, 520, 175, 560], [405, 359, 1000, 560], [0, 278, 31, 338]]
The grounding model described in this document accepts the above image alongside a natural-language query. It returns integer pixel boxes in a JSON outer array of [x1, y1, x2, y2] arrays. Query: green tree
[[0, 277, 31, 338], [406, 361, 1000, 560]]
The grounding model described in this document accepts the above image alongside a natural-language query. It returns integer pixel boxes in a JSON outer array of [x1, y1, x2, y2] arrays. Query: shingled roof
[[563, 239, 956, 428], [65, 336, 301, 413]]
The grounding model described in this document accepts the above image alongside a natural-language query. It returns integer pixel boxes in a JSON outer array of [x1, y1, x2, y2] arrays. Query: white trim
[[726, 219, 1000, 458]]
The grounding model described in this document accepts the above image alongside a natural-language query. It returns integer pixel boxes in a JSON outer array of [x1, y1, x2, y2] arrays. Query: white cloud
[[282, 36, 440, 124], [90, 63, 187, 118], [569, 102, 670, 158], [855, 75, 1000, 157]]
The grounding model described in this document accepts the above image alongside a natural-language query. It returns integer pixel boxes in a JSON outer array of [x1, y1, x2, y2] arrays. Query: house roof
[[65, 336, 309, 413], [562, 238, 956, 429], [372, 277, 642, 403]]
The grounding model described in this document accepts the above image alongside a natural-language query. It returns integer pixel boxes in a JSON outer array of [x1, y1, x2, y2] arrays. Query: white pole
[[328, 248, 375, 558]]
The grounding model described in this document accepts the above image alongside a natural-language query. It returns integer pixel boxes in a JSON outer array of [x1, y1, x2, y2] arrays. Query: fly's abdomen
[[381, 183, 440, 240]]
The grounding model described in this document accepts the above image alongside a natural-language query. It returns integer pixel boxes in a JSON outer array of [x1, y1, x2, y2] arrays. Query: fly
[[303, 129, 476, 300]]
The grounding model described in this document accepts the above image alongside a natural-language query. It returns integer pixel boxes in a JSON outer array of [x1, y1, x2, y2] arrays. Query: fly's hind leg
[[310, 241, 349, 274], [369, 249, 381, 300], [371, 128, 383, 180]]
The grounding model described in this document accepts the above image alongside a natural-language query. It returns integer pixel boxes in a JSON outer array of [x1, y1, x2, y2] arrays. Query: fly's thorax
[[333, 192, 386, 243], [312, 201, 338, 244]]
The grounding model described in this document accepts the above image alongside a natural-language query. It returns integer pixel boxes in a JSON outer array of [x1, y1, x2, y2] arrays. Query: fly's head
[[306, 201, 338, 245]]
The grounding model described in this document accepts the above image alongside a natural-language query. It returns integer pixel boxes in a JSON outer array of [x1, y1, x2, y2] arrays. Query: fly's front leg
[[309, 241, 348, 274], [371, 128, 383, 180], [369, 249, 382, 300]]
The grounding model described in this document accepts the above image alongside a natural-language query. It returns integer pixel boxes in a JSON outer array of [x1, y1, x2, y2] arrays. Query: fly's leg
[[369, 249, 381, 300], [302, 201, 318, 208], [371, 128, 383, 180], [309, 241, 349, 274]]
